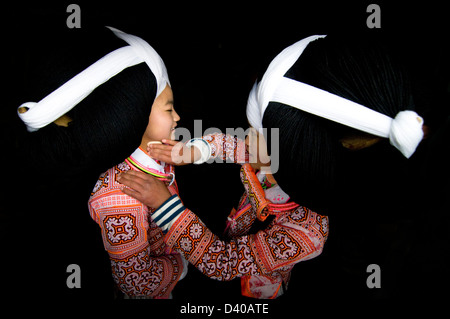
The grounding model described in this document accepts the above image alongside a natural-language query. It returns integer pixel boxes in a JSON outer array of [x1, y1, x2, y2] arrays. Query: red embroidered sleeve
[[164, 206, 328, 281], [203, 133, 248, 163], [88, 167, 183, 298]]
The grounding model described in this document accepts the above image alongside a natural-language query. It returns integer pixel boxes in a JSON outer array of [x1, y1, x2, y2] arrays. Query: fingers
[[161, 139, 179, 146], [117, 171, 144, 201], [147, 139, 178, 153], [172, 142, 187, 164], [120, 185, 142, 201], [117, 170, 153, 193], [117, 169, 172, 208], [148, 143, 173, 154], [148, 146, 176, 163], [148, 141, 185, 165]]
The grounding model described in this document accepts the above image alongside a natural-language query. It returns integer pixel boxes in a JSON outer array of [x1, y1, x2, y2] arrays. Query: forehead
[[163, 85, 174, 100], [154, 85, 174, 105]]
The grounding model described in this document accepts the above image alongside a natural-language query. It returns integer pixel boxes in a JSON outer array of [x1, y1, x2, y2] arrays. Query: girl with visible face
[[141, 85, 180, 147]]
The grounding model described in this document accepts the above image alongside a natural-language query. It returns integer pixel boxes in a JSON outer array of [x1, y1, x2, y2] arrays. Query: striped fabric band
[[125, 158, 168, 179], [152, 195, 185, 233]]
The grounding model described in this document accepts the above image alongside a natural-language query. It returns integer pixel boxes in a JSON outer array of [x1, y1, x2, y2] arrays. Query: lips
[[170, 127, 176, 139]]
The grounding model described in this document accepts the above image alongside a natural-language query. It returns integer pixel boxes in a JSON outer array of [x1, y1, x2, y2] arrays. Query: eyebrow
[[166, 100, 174, 106]]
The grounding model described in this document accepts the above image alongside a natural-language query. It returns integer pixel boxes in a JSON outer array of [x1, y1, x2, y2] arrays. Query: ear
[[339, 132, 381, 151]]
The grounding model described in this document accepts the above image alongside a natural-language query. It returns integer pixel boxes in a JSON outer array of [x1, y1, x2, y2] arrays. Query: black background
[[1, 0, 449, 315]]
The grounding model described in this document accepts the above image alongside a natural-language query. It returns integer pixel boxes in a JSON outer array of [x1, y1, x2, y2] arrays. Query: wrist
[[154, 192, 172, 209], [186, 138, 211, 164]]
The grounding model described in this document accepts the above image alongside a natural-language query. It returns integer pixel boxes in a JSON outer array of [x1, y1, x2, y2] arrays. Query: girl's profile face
[[245, 127, 271, 171], [142, 84, 180, 144]]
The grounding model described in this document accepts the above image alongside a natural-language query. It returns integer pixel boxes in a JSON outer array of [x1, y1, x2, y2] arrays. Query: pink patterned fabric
[[164, 133, 329, 298], [88, 159, 184, 298]]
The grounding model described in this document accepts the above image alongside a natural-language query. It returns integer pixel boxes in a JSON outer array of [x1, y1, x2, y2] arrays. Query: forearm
[[187, 133, 248, 164], [153, 195, 324, 282], [153, 195, 258, 280], [108, 245, 184, 297]]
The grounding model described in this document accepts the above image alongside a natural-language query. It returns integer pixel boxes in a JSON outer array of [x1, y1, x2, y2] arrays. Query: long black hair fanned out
[[262, 34, 415, 213], [16, 28, 157, 178]]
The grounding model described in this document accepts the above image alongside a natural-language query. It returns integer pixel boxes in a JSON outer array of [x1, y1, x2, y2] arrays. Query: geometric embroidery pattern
[[240, 164, 271, 221], [110, 246, 181, 297], [268, 230, 300, 260], [203, 133, 248, 164], [88, 159, 184, 298], [91, 171, 110, 196], [104, 213, 138, 246], [163, 133, 329, 299], [167, 211, 260, 281], [253, 225, 315, 273]]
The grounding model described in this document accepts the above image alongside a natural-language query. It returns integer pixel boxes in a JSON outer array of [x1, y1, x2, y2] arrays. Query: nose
[[173, 108, 181, 122]]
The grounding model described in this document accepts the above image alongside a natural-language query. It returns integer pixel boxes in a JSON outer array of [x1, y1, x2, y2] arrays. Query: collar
[[125, 147, 174, 184]]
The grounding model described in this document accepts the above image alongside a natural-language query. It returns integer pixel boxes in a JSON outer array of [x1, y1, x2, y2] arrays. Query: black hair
[[16, 28, 157, 178], [262, 34, 414, 212]]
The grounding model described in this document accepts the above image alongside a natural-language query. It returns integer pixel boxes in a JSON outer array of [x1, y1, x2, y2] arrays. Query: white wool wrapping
[[18, 27, 170, 132], [246, 35, 423, 158]]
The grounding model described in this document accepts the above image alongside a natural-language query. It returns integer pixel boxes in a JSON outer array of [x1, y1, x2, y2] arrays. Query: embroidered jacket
[[155, 133, 329, 299], [88, 148, 185, 298]]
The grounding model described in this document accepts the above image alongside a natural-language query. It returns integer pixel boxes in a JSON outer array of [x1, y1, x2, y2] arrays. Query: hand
[[117, 170, 171, 209], [147, 139, 198, 166]]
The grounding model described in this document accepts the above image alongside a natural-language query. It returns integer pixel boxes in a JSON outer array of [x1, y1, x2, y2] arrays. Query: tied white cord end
[[389, 110, 424, 158], [17, 102, 39, 132], [246, 34, 425, 159]]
